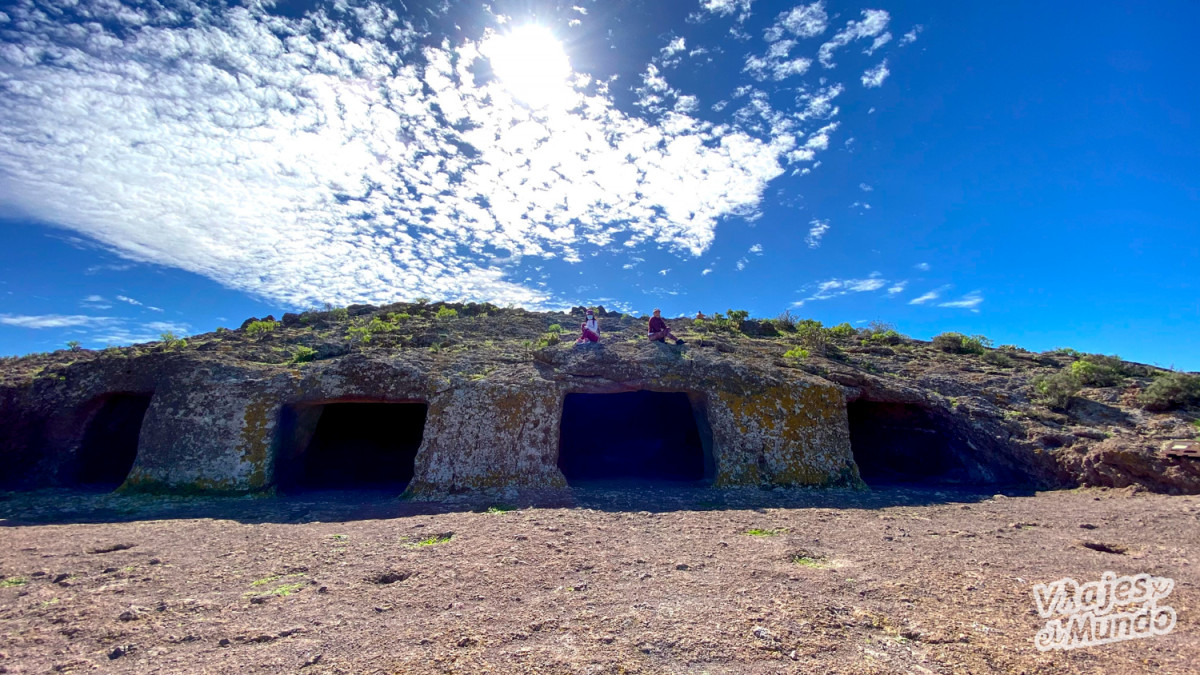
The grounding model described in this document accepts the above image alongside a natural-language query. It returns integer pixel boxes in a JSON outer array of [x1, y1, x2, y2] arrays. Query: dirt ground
[[0, 485, 1196, 674]]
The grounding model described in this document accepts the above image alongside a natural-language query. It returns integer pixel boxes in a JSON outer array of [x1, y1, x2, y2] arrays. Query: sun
[[482, 25, 575, 110]]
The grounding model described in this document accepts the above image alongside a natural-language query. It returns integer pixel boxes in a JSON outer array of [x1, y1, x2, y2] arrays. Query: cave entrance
[[72, 393, 153, 489], [558, 391, 713, 484], [276, 401, 427, 492], [847, 401, 970, 486]]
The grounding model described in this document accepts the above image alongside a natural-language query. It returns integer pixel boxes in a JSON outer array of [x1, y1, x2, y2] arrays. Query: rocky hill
[[1, 301, 1198, 495]]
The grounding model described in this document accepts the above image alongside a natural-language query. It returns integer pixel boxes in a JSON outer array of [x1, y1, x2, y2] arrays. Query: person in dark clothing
[[647, 308, 684, 345]]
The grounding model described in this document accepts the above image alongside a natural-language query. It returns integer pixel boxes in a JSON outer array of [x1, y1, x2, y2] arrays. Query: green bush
[[548, 323, 563, 334], [1069, 359, 1121, 387], [435, 307, 458, 320], [782, 346, 810, 360], [245, 320, 277, 339], [538, 332, 561, 347], [289, 345, 317, 364], [932, 332, 989, 354], [794, 319, 828, 355], [329, 307, 349, 321], [1052, 347, 1083, 358], [1138, 372, 1200, 411], [160, 332, 187, 350], [866, 329, 902, 346], [828, 323, 857, 340], [726, 309, 749, 323], [367, 317, 397, 334], [1032, 371, 1081, 410], [775, 310, 797, 329], [346, 325, 371, 345], [386, 312, 410, 322], [66, 340, 81, 351]]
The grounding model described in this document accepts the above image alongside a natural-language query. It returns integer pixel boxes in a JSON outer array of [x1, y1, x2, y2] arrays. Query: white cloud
[[735, 257, 749, 271], [700, 0, 754, 22], [793, 273, 888, 306], [81, 294, 113, 309], [749, 243, 763, 254], [0, 0, 886, 310], [866, 33, 892, 55], [115, 295, 143, 307], [818, 9, 890, 68], [765, 2, 828, 41], [909, 290, 940, 305], [899, 25, 923, 46], [659, 269, 670, 276], [805, 219, 829, 248], [859, 183, 873, 192], [862, 60, 890, 88], [887, 281, 907, 295], [701, 268, 712, 275], [915, 262, 931, 271], [144, 320, 191, 334], [0, 314, 114, 329], [938, 291, 984, 310]]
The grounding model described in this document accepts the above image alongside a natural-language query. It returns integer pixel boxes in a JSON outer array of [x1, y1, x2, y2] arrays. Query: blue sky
[[1, 0, 1197, 369]]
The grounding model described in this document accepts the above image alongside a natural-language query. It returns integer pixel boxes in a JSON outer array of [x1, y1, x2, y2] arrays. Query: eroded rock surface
[[1, 302, 1196, 494]]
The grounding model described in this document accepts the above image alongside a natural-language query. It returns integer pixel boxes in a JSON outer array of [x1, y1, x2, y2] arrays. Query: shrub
[[245, 320, 277, 339], [692, 318, 708, 332], [387, 312, 411, 322], [982, 350, 1014, 368], [346, 325, 371, 345], [414, 297, 430, 305], [66, 340, 81, 351], [289, 345, 317, 364], [1032, 371, 1081, 410], [726, 309, 749, 323], [1138, 372, 1200, 411], [1069, 359, 1121, 387], [932, 332, 989, 354], [548, 323, 563, 334], [329, 307, 349, 321], [367, 317, 397, 334], [828, 323, 857, 340], [435, 307, 458, 320], [775, 310, 797, 329], [794, 319, 828, 355], [1052, 347, 1084, 358], [782, 346, 810, 360], [538, 332, 561, 348], [216, 326, 230, 334], [160, 332, 187, 350], [866, 329, 902, 346]]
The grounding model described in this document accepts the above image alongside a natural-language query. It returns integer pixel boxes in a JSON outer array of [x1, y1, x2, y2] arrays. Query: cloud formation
[[862, 60, 890, 87], [793, 273, 888, 306], [805, 219, 830, 248], [0, 0, 907, 310]]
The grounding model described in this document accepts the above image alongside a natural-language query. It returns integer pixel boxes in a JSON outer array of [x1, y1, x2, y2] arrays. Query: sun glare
[[482, 25, 575, 109]]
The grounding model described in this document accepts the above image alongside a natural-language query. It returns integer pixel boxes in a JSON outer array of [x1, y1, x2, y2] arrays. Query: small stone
[[218, 639, 231, 648], [108, 646, 127, 660], [675, 563, 690, 571], [148, 558, 162, 565]]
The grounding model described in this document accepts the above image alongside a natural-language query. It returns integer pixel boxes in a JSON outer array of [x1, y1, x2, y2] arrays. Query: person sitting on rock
[[575, 308, 600, 345], [647, 308, 684, 345]]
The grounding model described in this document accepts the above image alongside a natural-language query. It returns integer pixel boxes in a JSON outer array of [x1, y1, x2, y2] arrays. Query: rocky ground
[[1, 485, 1197, 674]]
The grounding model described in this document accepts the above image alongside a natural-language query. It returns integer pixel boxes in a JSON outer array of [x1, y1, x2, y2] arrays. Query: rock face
[[1, 302, 1197, 495], [0, 341, 860, 495]]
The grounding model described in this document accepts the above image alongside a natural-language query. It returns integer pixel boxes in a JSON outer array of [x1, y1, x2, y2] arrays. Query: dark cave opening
[[276, 401, 427, 492], [847, 400, 971, 486], [558, 391, 713, 484], [71, 393, 153, 489]]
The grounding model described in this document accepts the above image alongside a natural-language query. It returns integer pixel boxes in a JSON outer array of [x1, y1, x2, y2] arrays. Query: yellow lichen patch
[[238, 395, 280, 490]]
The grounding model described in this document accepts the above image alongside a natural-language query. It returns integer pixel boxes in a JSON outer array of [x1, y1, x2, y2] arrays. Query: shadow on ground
[[0, 481, 1039, 526]]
